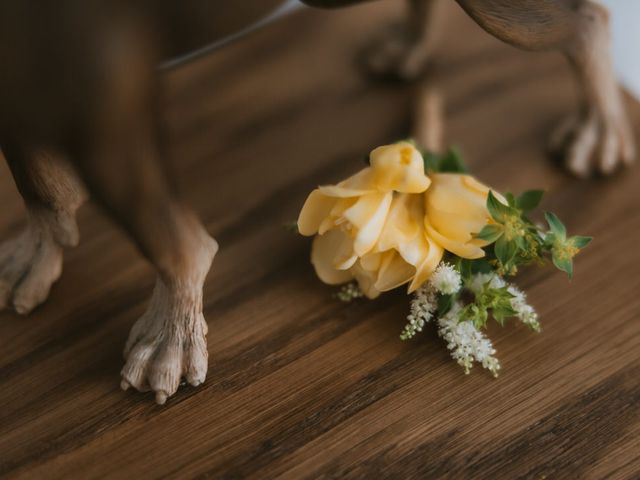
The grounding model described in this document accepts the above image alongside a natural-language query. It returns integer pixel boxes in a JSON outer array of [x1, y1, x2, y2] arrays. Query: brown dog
[[0, 0, 634, 404]]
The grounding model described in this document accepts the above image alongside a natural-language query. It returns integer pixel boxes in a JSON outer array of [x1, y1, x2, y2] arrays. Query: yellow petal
[[318, 168, 377, 197], [427, 206, 488, 243], [408, 234, 444, 293], [350, 261, 382, 299], [359, 251, 383, 272], [462, 175, 509, 205], [332, 235, 358, 270], [318, 197, 357, 234], [376, 193, 422, 253], [374, 251, 415, 292], [311, 230, 354, 285], [425, 218, 486, 259], [422, 173, 505, 259], [426, 189, 487, 218], [397, 233, 429, 267], [462, 174, 490, 195], [298, 190, 336, 236], [369, 142, 431, 193], [343, 192, 393, 256]]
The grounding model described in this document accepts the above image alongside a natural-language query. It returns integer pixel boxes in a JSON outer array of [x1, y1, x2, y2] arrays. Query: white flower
[[437, 302, 501, 377], [400, 285, 437, 340], [429, 262, 462, 295], [507, 285, 540, 331], [466, 272, 505, 295], [336, 282, 364, 302]]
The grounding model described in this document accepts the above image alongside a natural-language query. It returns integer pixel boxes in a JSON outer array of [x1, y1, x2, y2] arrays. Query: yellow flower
[[310, 194, 443, 298], [298, 142, 440, 298], [423, 173, 506, 259]]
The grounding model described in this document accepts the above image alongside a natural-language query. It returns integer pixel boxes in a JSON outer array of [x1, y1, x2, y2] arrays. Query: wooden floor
[[1, 3, 639, 479]]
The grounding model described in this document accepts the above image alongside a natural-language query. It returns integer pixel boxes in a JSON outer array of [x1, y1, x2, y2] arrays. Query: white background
[[601, 0, 640, 100]]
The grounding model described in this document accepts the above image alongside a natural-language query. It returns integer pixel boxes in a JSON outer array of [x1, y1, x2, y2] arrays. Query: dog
[[0, 0, 634, 404]]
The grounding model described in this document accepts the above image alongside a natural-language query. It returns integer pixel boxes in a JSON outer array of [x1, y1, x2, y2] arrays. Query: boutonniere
[[297, 142, 591, 376]]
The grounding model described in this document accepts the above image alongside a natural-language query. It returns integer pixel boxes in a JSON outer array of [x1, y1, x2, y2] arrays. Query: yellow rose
[[298, 143, 441, 298], [424, 173, 506, 259]]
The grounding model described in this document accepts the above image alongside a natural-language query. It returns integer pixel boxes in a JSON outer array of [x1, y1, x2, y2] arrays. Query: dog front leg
[[455, 0, 635, 176], [74, 130, 218, 404], [74, 113, 218, 403], [64, 22, 218, 404]]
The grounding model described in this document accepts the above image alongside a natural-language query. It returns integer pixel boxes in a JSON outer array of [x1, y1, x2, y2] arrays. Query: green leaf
[[438, 147, 467, 173], [552, 252, 574, 279], [472, 257, 494, 274], [505, 192, 516, 207], [470, 306, 489, 329], [423, 150, 441, 172], [493, 304, 518, 325], [487, 191, 511, 222], [474, 224, 504, 243], [494, 236, 517, 266], [545, 212, 567, 240], [283, 221, 299, 233], [543, 231, 557, 249], [459, 259, 473, 282], [570, 235, 592, 249], [437, 294, 454, 317], [516, 190, 544, 212]]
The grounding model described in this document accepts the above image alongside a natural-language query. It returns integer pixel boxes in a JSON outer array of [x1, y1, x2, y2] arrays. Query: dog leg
[[75, 136, 217, 404], [65, 24, 217, 404], [0, 145, 86, 313], [364, 0, 445, 79], [455, 0, 635, 176]]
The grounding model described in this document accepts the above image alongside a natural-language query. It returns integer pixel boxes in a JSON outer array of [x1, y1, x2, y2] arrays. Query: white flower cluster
[[400, 285, 437, 340], [430, 262, 462, 295], [466, 272, 505, 294], [400, 265, 539, 376], [507, 285, 540, 332], [336, 282, 364, 302], [437, 302, 501, 377], [400, 262, 462, 340]]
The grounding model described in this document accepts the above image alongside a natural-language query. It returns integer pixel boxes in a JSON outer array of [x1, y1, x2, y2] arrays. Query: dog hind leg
[[0, 145, 86, 314], [455, 0, 635, 176], [365, 0, 445, 80]]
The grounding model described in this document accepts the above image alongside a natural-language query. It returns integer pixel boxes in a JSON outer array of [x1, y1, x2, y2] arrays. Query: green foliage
[[460, 283, 517, 328], [516, 190, 544, 212], [284, 221, 299, 233], [471, 191, 591, 279], [544, 212, 566, 239], [437, 293, 455, 317], [486, 191, 513, 222], [494, 236, 517, 268], [423, 147, 468, 174], [543, 213, 592, 279]]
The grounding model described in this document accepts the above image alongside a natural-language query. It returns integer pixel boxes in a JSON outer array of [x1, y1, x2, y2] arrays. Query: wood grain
[[1, 3, 639, 478]]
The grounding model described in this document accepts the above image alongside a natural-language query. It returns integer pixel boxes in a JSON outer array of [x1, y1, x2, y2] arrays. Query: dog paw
[[550, 110, 636, 177], [362, 26, 430, 81], [0, 225, 63, 314], [120, 281, 209, 405]]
